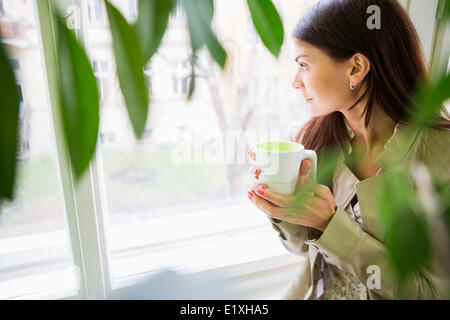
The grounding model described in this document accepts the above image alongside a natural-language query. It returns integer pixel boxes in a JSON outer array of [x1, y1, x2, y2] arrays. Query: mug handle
[[302, 149, 317, 182], [272, 149, 317, 225]]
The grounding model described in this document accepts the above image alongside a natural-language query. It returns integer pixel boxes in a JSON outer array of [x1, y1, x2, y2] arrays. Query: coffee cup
[[255, 140, 317, 196]]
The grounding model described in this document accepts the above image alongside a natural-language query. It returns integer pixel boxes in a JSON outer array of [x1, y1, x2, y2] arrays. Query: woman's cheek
[[307, 88, 332, 116], [310, 81, 343, 116]]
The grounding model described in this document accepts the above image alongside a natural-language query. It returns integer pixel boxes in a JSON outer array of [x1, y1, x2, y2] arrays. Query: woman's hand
[[247, 150, 337, 232]]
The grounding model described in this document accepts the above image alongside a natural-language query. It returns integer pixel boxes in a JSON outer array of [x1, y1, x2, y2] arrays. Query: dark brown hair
[[292, 0, 449, 157]]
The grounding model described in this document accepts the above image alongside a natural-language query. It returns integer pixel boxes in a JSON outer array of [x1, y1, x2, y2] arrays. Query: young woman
[[247, 0, 449, 299]]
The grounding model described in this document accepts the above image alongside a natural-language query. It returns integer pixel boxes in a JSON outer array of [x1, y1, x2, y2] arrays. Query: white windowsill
[[0, 267, 79, 300], [0, 202, 304, 299], [109, 227, 303, 290], [107, 201, 275, 251]]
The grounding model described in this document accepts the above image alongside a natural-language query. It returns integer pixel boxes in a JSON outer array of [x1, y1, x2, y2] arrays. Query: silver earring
[[349, 82, 356, 90]]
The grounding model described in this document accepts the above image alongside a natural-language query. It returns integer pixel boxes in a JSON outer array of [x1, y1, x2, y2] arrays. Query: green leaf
[[378, 169, 412, 230], [385, 211, 431, 285], [411, 72, 450, 127], [187, 52, 199, 100], [105, 0, 149, 138], [377, 169, 431, 285], [247, 0, 284, 58], [53, 14, 100, 179], [316, 147, 341, 187], [433, 180, 450, 233], [444, 0, 450, 20], [187, 55, 196, 100], [0, 42, 20, 201], [135, 0, 175, 63], [181, 0, 227, 69]]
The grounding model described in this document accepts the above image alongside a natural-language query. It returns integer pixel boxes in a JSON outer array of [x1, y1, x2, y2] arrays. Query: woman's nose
[[291, 78, 304, 90], [292, 71, 305, 90]]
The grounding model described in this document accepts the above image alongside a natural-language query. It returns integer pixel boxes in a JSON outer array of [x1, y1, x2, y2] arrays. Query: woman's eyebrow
[[295, 54, 309, 63]]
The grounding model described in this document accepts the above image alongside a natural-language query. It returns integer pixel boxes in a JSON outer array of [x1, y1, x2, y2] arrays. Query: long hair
[[292, 0, 449, 157]]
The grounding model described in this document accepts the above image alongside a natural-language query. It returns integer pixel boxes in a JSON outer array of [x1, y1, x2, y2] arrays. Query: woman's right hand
[[247, 150, 312, 197]]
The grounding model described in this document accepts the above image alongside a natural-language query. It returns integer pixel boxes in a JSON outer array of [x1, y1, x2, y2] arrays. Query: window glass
[[81, 0, 318, 279], [0, 0, 75, 297]]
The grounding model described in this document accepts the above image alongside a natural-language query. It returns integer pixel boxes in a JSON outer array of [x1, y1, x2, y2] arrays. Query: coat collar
[[339, 120, 422, 170]]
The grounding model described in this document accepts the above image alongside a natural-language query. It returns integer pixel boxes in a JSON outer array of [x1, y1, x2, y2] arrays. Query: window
[[144, 62, 153, 96], [2, 0, 445, 300], [9, 58, 19, 69], [0, 0, 317, 299], [0, 0, 76, 299], [87, 0, 104, 24], [245, 11, 264, 51], [249, 77, 261, 102], [16, 83, 30, 160], [92, 59, 109, 101], [266, 76, 280, 103], [170, 2, 186, 22], [78, 0, 308, 288], [128, 0, 137, 21], [172, 60, 189, 95]]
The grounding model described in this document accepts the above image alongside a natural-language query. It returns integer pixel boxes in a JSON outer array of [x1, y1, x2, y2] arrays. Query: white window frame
[[1, 0, 448, 300], [92, 59, 109, 100]]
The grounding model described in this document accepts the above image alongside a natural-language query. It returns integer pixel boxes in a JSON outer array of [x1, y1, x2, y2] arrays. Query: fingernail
[[256, 189, 264, 195], [248, 191, 253, 198], [257, 184, 267, 190]]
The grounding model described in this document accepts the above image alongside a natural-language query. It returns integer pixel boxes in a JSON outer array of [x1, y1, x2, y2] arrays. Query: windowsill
[[108, 202, 304, 296], [0, 267, 79, 300], [0, 201, 304, 299], [108, 201, 279, 251], [110, 226, 303, 291]]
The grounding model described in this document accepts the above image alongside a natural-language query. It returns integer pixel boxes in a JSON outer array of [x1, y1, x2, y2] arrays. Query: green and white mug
[[255, 140, 317, 196]]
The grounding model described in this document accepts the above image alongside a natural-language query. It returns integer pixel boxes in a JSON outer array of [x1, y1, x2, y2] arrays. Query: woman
[[247, 0, 449, 300]]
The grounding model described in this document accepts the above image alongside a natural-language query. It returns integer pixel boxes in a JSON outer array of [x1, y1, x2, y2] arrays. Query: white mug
[[255, 140, 317, 196]]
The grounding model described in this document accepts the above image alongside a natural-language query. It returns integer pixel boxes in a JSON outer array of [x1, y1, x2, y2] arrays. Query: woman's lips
[[304, 97, 313, 103]]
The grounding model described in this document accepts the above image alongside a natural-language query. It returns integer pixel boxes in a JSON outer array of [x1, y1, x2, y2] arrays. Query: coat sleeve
[[307, 205, 449, 299], [268, 218, 310, 256]]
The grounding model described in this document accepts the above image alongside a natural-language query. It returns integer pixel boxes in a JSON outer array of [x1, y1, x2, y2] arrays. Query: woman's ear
[[349, 53, 371, 86]]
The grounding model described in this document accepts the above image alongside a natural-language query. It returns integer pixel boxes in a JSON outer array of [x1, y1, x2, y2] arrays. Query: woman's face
[[291, 39, 357, 117]]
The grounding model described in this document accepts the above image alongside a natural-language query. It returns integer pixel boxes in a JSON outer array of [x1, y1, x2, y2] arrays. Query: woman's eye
[[297, 62, 307, 70]]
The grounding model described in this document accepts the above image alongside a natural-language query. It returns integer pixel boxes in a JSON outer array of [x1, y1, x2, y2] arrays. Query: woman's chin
[[308, 104, 334, 117], [308, 104, 322, 117]]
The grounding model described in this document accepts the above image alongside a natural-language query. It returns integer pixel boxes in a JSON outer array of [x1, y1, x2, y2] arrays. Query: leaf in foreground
[[0, 42, 20, 200], [135, 0, 174, 62], [247, 0, 284, 58], [54, 14, 100, 179], [105, 0, 149, 139]]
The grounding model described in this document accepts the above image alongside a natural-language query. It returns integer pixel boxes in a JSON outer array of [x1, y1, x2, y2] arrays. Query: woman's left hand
[[248, 176, 337, 232]]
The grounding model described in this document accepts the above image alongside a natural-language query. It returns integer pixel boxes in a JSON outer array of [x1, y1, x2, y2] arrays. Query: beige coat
[[268, 122, 450, 299]]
